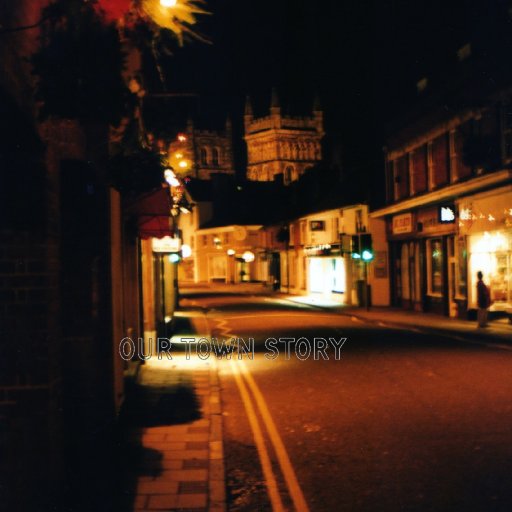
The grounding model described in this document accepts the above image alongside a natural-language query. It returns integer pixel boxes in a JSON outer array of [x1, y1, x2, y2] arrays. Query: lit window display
[[308, 257, 346, 295], [427, 238, 443, 295], [468, 230, 512, 309]]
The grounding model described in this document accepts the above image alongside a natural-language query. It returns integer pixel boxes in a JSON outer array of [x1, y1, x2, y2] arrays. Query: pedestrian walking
[[476, 271, 491, 328]]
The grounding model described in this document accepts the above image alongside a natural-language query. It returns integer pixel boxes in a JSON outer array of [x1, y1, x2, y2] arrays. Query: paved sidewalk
[[120, 310, 225, 512], [281, 294, 512, 344]]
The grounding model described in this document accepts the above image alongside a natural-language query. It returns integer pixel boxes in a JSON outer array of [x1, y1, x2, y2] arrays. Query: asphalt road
[[183, 290, 512, 512]]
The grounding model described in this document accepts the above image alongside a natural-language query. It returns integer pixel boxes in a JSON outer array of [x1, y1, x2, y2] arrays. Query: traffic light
[[351, 234, 373, 261], [351, 235, 361, 259], [360, 234, 373, 261], [169, 252, 182, 263]]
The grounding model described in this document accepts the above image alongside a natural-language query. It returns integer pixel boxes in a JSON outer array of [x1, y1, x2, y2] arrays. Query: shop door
[[447, 236, 457, 317]]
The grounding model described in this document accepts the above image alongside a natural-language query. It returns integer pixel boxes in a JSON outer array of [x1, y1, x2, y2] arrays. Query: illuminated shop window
[[469, 231, 511, 307], [427, 238, 443, 295]]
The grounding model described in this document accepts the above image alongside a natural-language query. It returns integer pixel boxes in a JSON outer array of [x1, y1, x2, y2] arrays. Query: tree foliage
[[31, 0, 130, 125]]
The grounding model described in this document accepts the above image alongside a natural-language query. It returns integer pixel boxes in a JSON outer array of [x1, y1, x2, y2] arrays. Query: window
[[431, 134, 449, 187], [212, 147, 219, 166], [411, 145, 427, 194], [395, 155, 409, 200], [427, 238, 443, 295], [202, 235, 208, 247], [285, 165, 294, 183], [289, 224, 295, 247], [503, 102, 512, 163], [200, 147, 208, 166]]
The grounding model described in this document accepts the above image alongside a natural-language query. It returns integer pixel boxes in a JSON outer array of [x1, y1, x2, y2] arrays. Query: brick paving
[[121, 350, 225, 512]]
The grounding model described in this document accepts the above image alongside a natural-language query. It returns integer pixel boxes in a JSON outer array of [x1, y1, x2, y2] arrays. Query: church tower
[[244, 90, 324, 184]]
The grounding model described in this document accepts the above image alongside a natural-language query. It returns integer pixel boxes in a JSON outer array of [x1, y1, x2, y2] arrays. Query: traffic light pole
[[364, 261, 369, 311]]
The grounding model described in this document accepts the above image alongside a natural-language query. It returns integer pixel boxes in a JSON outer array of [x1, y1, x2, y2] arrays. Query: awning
[[125, 187, 173, 239]]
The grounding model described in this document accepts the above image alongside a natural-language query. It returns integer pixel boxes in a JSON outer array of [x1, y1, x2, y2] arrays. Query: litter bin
[[356, 280, 371, 307]]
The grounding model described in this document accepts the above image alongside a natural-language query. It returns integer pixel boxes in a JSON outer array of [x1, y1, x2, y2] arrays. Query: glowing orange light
[[177, 134, 187, 142]]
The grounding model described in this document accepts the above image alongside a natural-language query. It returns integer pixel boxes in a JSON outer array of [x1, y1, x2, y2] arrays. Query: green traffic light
[[362, 250, 373, 261], [352, 252, 361, 259], [169, 253, 181, 263]]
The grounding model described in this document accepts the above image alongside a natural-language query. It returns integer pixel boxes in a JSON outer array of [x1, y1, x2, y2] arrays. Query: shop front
[[388, 205, 459, 316], [458, 187, 512, 314], [305, 244, 347, 302]]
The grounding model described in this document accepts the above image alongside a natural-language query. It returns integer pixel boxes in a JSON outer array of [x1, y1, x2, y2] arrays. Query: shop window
[[456, 237, 468, 298], [469, 231, 511, 306], [427, 238, 443, 295], [401, 244, 411, 300]]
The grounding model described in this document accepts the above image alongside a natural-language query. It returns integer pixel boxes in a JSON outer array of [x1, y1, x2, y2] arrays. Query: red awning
[[125, 187, 173, 239]]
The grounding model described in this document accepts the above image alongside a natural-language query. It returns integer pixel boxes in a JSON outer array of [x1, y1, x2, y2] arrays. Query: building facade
[[373, 96, 512, 317], [244, 90, 324, 184], [280, 204, 389, 306], [167, 118, 235, 180]]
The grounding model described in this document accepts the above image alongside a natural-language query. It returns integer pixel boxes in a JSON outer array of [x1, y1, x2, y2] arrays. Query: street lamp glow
[[178, 160, 188, 169], [242, 251, 255, 263], [227, 249, 236, 256], [160, 0, 178, 7], [164, 168, 180, 187]]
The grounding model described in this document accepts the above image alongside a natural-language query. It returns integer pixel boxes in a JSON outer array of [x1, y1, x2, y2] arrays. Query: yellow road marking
[[239, 359, 311, 512], [230, 359, 285, 512]]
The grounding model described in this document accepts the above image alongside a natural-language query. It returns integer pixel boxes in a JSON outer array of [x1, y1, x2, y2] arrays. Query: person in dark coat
[[476, 271, 491, 327]]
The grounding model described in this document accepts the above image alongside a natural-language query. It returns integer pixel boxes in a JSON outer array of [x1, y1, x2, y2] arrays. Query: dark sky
[[150, 0, 510, 187]]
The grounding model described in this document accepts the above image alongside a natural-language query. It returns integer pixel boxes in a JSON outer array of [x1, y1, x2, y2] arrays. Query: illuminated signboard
[[152, 236, 181, 253], [438, 205, 456, 224], [392, 213, 413, 234]]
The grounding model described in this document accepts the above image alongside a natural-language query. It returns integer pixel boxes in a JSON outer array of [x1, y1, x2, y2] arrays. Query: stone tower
[[244, 89, 324, 184]]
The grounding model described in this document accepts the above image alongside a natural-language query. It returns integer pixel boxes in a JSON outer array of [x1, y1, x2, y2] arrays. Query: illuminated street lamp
[[160, 0, 178, 7]]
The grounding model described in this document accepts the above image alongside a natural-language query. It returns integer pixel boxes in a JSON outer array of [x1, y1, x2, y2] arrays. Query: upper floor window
[[200, 147, 208, 166], [411, 145, 428, 194], [503, 102, 512, 163], [285, 165, 294, 184], [212, 147, 220, 166], [394, 155, 409, 200], [431, 134, 449, 188]]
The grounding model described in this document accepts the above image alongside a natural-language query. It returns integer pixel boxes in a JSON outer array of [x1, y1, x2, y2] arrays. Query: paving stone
[[161, 450, 209, 460], [209, 441, 223, 460], [136, 479, 179, 495], [182, 459, 209, 470], [187, 426, 209, 434], [177, 494, 207, 508], [184, 433, 209, 442], [209, 479, 226, 503], [147, 493, 178, 510], [141, 459, 183, 471], [185, 441, 209, 451], [209, 460, 225, 481], [165, 469, 208, 482], [178, 481, 208, 494]]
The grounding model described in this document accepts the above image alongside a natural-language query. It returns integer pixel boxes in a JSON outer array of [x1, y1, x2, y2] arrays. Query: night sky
[[149, 0, 510, 199]]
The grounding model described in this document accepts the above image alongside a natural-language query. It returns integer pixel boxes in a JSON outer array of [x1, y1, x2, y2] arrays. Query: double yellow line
[[230, 357, 310, 512]]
